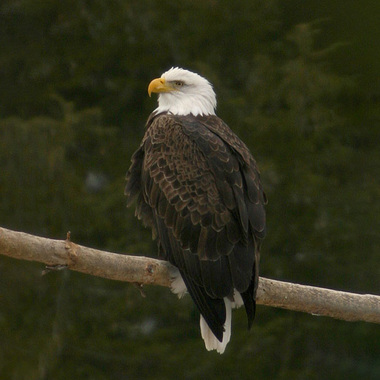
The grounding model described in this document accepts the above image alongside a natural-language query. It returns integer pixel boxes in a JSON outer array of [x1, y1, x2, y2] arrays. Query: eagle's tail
[[200, 292, 244, 354], [200, 298, 231, 354], [171, 269, 245, 354]]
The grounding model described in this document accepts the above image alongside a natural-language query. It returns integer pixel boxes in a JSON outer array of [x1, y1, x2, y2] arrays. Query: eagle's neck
[[155, 91, 216, 117]]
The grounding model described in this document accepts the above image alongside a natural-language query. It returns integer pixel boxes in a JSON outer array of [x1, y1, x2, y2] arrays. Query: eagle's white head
[[148, 67, 217, 116]]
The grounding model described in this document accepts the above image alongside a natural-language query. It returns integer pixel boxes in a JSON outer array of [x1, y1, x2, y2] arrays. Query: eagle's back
[[125, 112, 266, 340]]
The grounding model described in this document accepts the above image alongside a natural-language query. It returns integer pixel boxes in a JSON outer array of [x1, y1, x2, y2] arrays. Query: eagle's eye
[[174, 81, 184, 87]]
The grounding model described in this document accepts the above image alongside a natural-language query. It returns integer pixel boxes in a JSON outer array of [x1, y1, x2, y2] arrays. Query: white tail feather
[[200, 298, 232, 354], [171, 270, 242, 354]]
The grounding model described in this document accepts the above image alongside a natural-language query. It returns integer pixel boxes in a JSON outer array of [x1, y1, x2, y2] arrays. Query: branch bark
[[1, 226, 379, 324]]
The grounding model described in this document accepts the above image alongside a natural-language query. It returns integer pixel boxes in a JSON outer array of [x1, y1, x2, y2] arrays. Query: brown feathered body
[[125, 111, 266, 344]]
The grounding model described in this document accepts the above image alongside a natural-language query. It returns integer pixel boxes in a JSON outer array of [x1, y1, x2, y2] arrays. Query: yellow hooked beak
[[148, 77, 174, 97]]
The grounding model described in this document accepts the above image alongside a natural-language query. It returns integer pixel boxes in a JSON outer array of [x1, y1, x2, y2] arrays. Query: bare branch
[[1, 226, 379, 324]]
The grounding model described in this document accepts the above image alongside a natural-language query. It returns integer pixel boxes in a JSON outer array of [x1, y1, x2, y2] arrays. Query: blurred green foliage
[[0, 0, 379, 379]]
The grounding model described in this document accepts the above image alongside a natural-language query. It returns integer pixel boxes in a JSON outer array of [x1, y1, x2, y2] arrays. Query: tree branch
[[1, 226, 379, 324]]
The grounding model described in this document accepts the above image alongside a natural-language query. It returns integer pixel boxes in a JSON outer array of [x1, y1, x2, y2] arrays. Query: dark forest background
[[0, 1, 379, 379]]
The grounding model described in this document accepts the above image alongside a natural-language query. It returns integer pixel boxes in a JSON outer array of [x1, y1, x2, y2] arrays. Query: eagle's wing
[[125, 113, 266, 341]]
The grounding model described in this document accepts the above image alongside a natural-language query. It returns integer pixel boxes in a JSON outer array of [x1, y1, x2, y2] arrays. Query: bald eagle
[[125, 68, 266, 353]]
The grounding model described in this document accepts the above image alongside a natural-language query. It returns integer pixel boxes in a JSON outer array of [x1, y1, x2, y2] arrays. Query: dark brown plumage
[[125, 110, 266, 344]]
